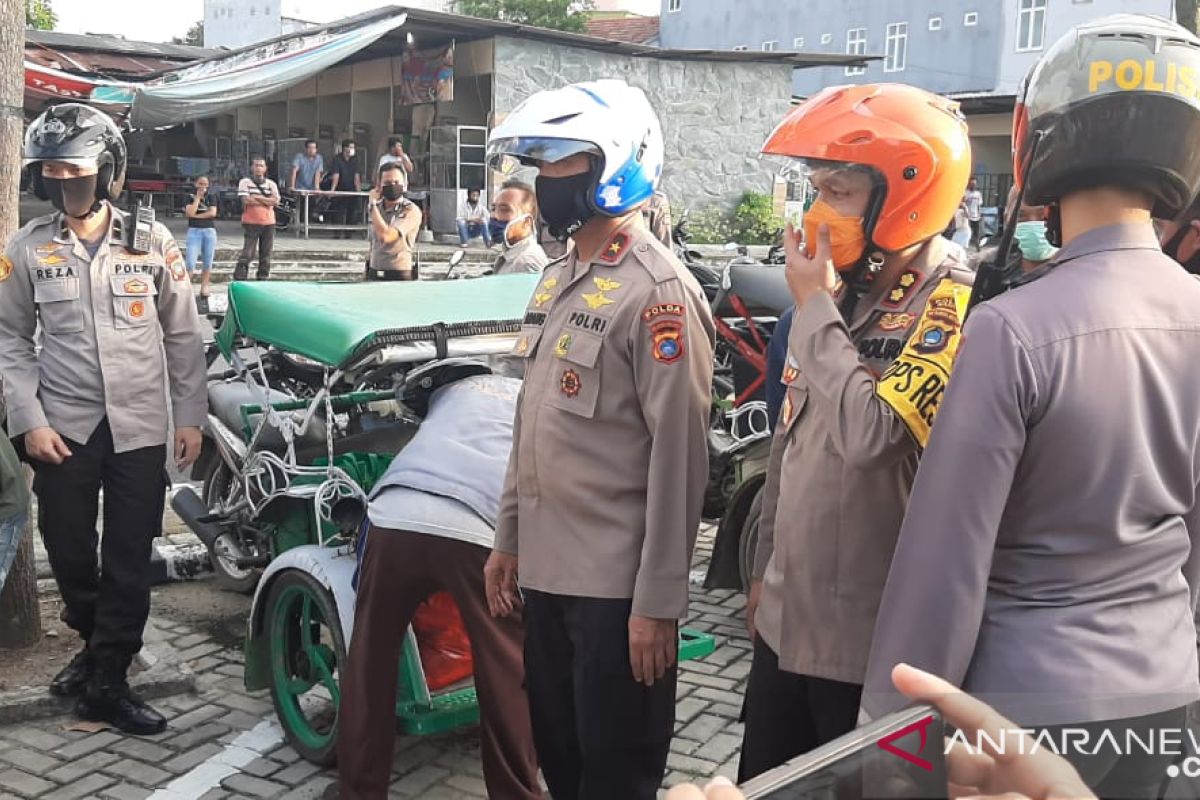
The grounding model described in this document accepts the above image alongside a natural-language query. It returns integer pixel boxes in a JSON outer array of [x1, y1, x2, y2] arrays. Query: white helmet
[[487, 79, 664, 236]]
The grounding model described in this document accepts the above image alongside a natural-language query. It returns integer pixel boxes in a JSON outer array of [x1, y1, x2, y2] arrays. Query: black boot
[[233, 263, 249, 281], [196, 294, 210, 316], [49, 648, 92, 698], [75, 655, 166, 736]]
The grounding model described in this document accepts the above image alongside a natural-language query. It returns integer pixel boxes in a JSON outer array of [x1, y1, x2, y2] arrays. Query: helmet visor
[[772, 157, 884, 227], [486, 136, 601, 169]]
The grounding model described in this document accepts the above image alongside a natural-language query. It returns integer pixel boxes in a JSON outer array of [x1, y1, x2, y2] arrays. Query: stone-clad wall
[[493, 37, 794, 213]]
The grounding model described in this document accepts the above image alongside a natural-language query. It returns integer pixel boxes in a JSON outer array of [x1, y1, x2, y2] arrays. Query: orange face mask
[[803, 199, 867, 271]]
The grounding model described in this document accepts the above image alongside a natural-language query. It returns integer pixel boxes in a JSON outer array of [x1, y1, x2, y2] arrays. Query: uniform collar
[[54, 203, 118, 256], [1051, 222, 1161, 268], [503, 234, 535, 256], [849, 235, 951, 329]]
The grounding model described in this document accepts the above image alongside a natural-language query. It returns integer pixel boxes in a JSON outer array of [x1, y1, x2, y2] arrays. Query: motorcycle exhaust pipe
[[171, 487, 224, 549]]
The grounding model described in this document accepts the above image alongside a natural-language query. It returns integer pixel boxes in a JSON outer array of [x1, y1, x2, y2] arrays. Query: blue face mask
[[488, 218, 509, 244], [1013, 220, 1058, 263]]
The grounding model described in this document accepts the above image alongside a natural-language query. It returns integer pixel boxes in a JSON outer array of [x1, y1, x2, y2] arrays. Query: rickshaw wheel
[[738, 490, 763, 591], [202, 461, 260, 594], [266, 570, 346, 766]]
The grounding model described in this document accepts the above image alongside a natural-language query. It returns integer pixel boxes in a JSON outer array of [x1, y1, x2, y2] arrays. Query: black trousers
[[235, 223, 274, 279], [1040, 707, 1186, 800], [738, 636, 863, 783], [30, 419, 166, 661], [522, 590, 676, 800], [334, 195, 359, 227]]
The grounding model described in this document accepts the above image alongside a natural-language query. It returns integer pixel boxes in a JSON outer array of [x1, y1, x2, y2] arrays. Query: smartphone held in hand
[[740, 706, 947, 800]]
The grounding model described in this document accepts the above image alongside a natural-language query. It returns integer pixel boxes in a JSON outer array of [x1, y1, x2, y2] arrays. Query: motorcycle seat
[[207, 381, 328, 451], [722, 262, 793, 317]]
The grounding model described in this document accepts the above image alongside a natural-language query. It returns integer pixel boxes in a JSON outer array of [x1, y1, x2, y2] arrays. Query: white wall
[[997, 0, 1175, 93]]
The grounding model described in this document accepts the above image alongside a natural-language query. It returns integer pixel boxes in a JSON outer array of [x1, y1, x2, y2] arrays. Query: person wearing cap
[[0, 103, 206, 735], [484, 79, 715, 799], [862, 15, 1200, 798], [739, 83, 975, 782]]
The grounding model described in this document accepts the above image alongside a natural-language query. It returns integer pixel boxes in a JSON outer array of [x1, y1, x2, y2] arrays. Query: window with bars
[[845, 27, 867, 76], [762, 40, 778, 51], [884, 22, 908, 72], [1017, 0, 1047, 51], [668, 0, 681, 11]]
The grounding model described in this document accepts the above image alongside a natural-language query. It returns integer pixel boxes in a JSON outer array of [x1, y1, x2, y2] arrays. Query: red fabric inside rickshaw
[[412, 591, 475, 691]]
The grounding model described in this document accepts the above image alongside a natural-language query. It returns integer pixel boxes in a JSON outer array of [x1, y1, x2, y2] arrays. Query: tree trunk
[[0, 0, 40, 650], [1178, 0, 1199, 35]]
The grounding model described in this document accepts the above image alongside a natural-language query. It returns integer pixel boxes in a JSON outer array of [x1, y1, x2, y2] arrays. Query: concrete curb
[[0, 655, 197, 726]]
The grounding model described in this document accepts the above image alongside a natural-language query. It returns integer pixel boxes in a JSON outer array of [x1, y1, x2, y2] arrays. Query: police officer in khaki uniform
[[0, 104, 206, 735], [643, 190, 673, 248], [365, 161, 422, 281], [863, 17, 1200, 798], [739, 84, 975, 781], [483, 80, 715, 800]]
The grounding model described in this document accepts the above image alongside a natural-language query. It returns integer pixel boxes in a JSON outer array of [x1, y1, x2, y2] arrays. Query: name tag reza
[[34, 266, 76, 279]]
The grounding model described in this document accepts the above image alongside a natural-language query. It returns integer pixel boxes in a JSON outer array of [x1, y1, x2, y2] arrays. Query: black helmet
[[1014, 14, 1200, 218], [24, 103, 127, 204]]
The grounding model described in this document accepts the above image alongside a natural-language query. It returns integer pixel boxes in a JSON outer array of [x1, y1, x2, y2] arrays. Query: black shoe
[[255, 271, 270, 281], [233, 265, 249, 281], [76, 659, 167, 736], [76, 682, 166, 736], [49, 649, 92, 698], [196, 294, 210, 315]]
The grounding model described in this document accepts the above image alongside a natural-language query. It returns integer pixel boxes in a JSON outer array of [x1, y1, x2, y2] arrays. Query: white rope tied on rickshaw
[[227, 351, 368, 539], [726, 400, 772, 444]]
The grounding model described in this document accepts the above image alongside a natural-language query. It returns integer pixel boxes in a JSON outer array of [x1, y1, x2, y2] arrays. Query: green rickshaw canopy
[[215, 275, 541, 368]]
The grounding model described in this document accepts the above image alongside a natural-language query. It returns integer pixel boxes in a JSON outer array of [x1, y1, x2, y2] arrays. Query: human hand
[[891, 664, 1095, 800], [629, 614, 676, 686], [746, 579, 762, 641], [174, 426, 202, 469], [484, 551, 520, 618], [24, 427, 71, 464], [783, 222, 837, 308], [665, 776, 744, 800], [368, 185, 382, 204]]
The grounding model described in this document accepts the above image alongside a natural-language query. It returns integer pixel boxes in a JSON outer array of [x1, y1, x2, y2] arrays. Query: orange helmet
[[762, 83, 972, 253]]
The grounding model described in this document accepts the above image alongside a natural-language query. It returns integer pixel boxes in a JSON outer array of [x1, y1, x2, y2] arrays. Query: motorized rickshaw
[[172, 276, 717, 765]]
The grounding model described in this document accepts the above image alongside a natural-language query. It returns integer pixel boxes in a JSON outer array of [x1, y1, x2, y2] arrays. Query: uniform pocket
[[110, 275, 158, 329], [33, 278, 84, 334], [545, 330, 603, 419], [512, 324, 544, 358]]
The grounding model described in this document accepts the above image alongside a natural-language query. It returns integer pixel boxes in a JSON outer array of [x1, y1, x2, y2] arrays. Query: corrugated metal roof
[[26, 30, 214, 60], [174, 5, 877, 71]]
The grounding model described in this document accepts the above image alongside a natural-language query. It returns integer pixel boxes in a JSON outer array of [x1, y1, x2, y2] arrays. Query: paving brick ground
[[0, 527, 753, 799]]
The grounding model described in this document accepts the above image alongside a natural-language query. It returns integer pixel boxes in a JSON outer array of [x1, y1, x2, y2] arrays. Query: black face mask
[[536, 171, 596, 239], [381, 184, 405, 202], [1163, 220, 1200, 274], [44, 175, 100, 219]]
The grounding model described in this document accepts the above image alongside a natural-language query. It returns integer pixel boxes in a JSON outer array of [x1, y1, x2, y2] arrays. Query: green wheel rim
[[268, 582, 341, 753]]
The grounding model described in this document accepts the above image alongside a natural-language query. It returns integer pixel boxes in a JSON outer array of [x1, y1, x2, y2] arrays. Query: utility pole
[[0, 0, 41, 650]]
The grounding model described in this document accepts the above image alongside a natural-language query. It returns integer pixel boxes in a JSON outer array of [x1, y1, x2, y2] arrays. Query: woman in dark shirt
[[185, 175, 218, 311]]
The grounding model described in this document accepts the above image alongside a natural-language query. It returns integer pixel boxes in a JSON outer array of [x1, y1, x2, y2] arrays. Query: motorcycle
[[175, 274, 718, 764], [673, 218, 791, 523]]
